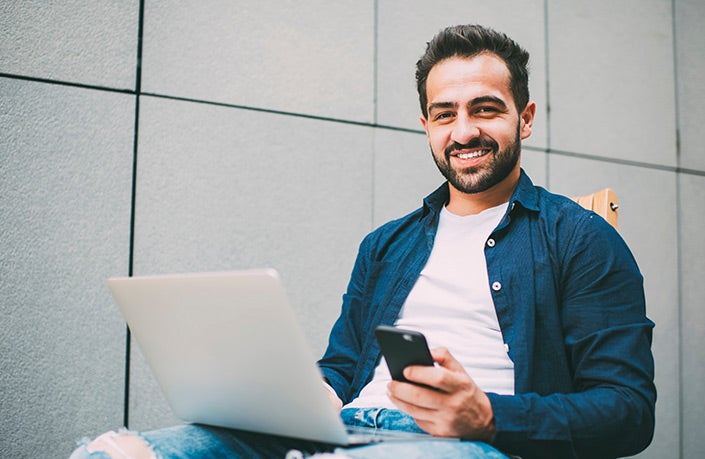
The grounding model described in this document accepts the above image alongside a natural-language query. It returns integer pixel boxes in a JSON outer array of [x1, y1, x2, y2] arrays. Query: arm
[[489, 214, 656, 458], [317, 235, 372, 402]]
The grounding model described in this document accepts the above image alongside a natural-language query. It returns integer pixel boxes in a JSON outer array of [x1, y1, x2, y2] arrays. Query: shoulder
[[512, 171, 598, 233], [540, 187, 621, 237], [536, 186, 594, 227], [529, 186, 639, 272], [359, 183, 447, 258]]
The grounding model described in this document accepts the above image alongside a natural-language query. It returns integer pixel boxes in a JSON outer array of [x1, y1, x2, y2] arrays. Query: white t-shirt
[[345, 202, 514, 409]]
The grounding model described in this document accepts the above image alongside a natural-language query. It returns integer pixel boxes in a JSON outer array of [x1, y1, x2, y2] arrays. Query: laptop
[[108, 269, 436, 445]]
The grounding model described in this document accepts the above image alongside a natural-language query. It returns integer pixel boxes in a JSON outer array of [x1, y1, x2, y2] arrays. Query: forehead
[[425, 53, 514, 107]]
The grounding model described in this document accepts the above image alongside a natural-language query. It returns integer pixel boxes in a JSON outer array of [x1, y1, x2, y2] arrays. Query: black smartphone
[[374, 325, 435, 384]]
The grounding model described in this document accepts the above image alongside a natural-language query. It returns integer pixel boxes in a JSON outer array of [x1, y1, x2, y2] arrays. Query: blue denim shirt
[[318, 170, 656, 459]]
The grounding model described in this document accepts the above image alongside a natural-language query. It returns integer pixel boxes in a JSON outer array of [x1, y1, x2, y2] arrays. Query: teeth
[[457, 149, 489, 160]]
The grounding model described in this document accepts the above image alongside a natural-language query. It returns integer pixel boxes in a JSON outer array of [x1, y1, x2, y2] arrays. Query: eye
[[474, 106, 503, 118], [433, 112, 454, 122]]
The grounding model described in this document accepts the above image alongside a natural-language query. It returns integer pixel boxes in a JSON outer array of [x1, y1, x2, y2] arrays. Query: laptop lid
[[107, 269, 350, 444]]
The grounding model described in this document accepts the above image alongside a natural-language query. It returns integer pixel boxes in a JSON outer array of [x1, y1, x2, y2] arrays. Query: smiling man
[[317, 24, 656, 458], [74, 24, 655, 459]]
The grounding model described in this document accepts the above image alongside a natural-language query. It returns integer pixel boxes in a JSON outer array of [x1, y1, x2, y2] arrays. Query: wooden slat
[[572, 188, 619, 229]]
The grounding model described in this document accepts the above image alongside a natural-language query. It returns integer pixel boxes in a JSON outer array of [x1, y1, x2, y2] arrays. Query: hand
[[387, 347, 495, 441], [323, 382, 343, 411]]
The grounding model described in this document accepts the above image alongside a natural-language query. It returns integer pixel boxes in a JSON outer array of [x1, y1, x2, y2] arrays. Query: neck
[[445, 167, 520, 216]]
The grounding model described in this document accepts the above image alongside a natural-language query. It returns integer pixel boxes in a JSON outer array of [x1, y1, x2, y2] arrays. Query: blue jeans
[[71, 408, 509, 458]]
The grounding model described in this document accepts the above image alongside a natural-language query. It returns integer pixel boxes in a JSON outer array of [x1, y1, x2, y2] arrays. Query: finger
[[402, 364, 443, 389], [388, 379, 447, 410], [387, 391, 458, 438], [431, 347, 466, 373], [387, 385, 440, 419], [403, 362, 469, 394]]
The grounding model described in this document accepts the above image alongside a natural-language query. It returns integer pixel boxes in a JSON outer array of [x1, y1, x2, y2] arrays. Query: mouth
[[454, 148, 491, 160]]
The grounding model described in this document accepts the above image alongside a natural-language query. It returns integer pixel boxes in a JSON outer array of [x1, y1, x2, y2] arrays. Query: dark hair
[[416, 24, 530, 117]]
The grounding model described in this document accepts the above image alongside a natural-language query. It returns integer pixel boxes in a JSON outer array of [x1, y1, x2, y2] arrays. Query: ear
[[519, 101, 536, 140], [420, 114, 430, 137]]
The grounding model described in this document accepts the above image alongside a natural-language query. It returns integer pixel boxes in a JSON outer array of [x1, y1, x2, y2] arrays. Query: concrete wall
[[1, 1, 702, 457]]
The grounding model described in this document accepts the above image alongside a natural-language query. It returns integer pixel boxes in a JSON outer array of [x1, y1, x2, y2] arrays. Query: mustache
[[445, 138, 498, 157]]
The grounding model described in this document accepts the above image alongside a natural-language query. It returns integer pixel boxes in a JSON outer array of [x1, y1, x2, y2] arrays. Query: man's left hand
[[386, 347, 496, 442]]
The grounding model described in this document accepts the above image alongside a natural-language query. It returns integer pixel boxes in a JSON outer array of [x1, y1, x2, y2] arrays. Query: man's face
[[420, 53, 535, 195]]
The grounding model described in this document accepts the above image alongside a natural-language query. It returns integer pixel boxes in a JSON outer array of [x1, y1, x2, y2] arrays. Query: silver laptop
[[108, 269, 434, 445]]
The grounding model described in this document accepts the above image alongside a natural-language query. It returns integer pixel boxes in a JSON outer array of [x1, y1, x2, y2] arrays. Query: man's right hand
[[387, 347, 496, 441]]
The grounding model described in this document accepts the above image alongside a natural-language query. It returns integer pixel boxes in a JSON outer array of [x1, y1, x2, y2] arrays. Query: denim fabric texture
[[336, 408, 509, 458], [69, 445, 111, 459], [318, 170, 656, 459], [340, 407, 426, 434], [141, 424, 333, 459], [70, 410, 508, 459]]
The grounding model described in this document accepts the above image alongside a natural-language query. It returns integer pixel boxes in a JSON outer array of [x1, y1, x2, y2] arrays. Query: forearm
[[318, 317, 361, 401]]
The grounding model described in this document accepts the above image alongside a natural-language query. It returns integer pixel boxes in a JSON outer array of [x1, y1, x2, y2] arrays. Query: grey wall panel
[[680, 173, 705, 458], [372, 129, 443, 227], [548, 155, 679, 458], [128, 344, 181, 432], [676, 0, 705, 171], [376, 0, 548, 150], [520, 149, 548, 188], [548, 1, 677, 166], [0, 1, 139, 89], [0, 79, 134, 458], [141, 0, 375, 122], [127, 95, 374, 430]]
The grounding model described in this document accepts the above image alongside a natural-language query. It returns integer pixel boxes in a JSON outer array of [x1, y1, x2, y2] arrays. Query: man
[[318, 23, 656, 458], [75, 24, 655, 459]]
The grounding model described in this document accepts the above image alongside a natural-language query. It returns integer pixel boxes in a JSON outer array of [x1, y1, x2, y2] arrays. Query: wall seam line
[[371, 0, 379, 230], [124, 0, 146, 429], [2, 71, 702, 178], [670, 0, 684, 456], [543, 0, 551, 189]]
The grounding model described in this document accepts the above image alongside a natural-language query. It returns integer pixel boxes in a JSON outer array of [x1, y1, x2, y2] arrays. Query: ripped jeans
[[70, 408, 510, 459]]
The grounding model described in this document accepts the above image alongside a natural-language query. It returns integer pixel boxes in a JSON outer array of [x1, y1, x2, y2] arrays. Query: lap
[[142, 424, 507, 459], [141, 424, 333, 459], [74, 409, 509, 458]]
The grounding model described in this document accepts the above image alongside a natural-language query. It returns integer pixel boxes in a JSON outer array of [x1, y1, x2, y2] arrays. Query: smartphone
[[374, 325, 435, 384]]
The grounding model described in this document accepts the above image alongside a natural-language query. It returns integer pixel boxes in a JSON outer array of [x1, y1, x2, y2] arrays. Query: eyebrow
[[470, 95, 508, 109], [427, 95, 509, 114], [427, 101, 457, 114]]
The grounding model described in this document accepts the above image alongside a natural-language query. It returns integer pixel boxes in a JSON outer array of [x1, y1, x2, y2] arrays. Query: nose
[[450, 113, 480, 145]]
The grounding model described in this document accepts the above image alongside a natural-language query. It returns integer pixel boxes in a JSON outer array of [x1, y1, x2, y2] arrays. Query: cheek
[[427, 127, 450, 148], [483, 121, 518, 144], [428, 136, 448, 157]]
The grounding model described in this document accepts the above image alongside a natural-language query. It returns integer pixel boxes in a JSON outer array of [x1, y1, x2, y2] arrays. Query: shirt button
[[504, 343, 510, 353], [487, 238, 495, 247], [492, 281, 502, 291]]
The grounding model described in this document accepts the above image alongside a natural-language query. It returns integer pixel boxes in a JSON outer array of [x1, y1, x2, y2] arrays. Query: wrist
[[477, 391, 496, 443], [481, 415, 496, 443]]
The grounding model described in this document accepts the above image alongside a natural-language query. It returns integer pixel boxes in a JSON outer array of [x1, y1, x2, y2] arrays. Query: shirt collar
[[510, 169, 540, 212]]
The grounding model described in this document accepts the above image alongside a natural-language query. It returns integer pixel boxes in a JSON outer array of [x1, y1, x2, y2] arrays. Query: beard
[[431, 123, 521, 194]]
